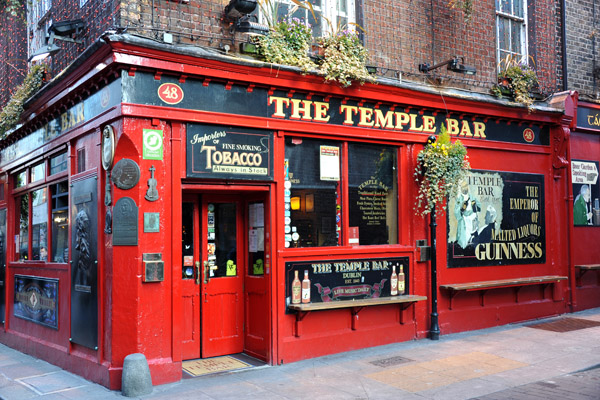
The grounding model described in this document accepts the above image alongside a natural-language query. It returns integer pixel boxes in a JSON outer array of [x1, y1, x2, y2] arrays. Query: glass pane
[[511, 21, 522, 54], [15, 171, 26, 188], [182, 203, 195, 279], [514, 0, 524, 18], [285, 138, 340, 247], [31, 188, 48, 261], [499, 17, 510, 52], [31, 163, 45, 182], [210, 203, 237, 278], [50, 152, 68, 175], [500, 0, 510, 13], [248, 202, 265, 276], [51, 182, 68, 263], [18, 194, 28, 260], [348, 144, 398, 245]]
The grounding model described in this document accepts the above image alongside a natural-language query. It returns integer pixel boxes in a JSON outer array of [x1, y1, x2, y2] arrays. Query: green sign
[[143, 129, 163, 160]]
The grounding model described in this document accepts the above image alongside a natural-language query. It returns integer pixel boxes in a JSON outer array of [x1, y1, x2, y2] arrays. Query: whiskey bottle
[[398, 265, 405, 295], [390, 265, 398, 296], [301, 270, 311, 303], [292, 270, 301, 304]]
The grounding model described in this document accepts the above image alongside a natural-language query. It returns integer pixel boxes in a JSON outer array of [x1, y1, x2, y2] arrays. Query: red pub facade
[[0, 34, 597, 390]]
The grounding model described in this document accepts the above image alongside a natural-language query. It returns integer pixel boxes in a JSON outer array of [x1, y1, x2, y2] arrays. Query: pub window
[[50, 152, 68, 176], [348, 143, 398, 245], [15, 170, 27, 189], [77, 148, 86, 173], [12, 158, 69, 263], [51, 182, 69, 262], [31, 162, 45, 183], [285, 137, 341, 248]]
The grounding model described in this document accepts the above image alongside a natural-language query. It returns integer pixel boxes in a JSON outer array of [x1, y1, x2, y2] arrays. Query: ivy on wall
[[0, 64, 46, 138]]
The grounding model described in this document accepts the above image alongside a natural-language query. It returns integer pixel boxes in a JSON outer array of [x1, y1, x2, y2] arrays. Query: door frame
[[178, 186, 272, 362]]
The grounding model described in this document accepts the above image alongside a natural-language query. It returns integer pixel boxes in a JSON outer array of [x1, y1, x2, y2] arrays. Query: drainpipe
[[561, 0, 568, 91]]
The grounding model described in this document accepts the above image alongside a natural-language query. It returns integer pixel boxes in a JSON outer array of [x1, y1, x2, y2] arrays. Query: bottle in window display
[[390, 265, 398, 296], [292, 270, 301, 304], [301, 270, 311, 303], [398, 265, 405, 295]]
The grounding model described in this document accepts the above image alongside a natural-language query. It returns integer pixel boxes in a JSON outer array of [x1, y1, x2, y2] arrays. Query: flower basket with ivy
[[491, 55, 538, 110], [414, 125, 470, 216], [254, 17, 317, 73], [319, 30, 375, 87]]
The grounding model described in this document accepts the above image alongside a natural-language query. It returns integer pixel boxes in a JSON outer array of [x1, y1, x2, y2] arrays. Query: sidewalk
[[1, 308, 599, 400]]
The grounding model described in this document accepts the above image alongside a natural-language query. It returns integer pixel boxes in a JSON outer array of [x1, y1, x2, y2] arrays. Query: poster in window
[[319, 145, 340, 181], [447, 171, 545, 267], [571, 160, 600, 226]]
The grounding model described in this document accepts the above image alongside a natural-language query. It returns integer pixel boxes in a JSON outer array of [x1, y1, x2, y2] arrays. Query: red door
[[181, 193, 269, 361], [201, 196, 244, 357]]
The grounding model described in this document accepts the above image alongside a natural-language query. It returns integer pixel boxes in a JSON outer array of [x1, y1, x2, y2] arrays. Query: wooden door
[[201, 196, 244, 357], [181, 200, 201, 360]]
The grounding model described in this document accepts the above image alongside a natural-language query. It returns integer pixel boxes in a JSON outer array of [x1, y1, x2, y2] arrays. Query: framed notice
[[571, 160, 599, 227], [319, 145, 340, 181]]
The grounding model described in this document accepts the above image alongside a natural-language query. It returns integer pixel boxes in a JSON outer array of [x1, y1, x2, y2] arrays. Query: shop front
[[0, 34, 579, 389], [569, 101, 600, 310]]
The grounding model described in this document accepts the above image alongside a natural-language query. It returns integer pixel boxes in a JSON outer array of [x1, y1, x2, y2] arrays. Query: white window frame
[[495, 0, 528, 68], [262, 0, 356, 37]]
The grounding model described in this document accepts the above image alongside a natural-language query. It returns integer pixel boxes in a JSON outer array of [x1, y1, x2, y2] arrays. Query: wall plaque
[[111, 158, 140, 190], [144, 261, 164, 282], [14, 275, 58, 329], [113, 197, 138, 246]]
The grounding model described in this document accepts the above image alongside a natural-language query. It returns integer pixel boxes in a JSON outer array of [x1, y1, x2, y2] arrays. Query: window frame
[[11, 152, 69, 264], [495, 0, 528, 69], [261, 0, 356, 38], [284, 135, 400, 249]]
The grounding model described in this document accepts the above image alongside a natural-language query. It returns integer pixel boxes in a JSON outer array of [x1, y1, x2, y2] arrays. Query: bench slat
[[287, 295, 427, 312], [575, 264, 600, 270], [440, 275, 568, 292]]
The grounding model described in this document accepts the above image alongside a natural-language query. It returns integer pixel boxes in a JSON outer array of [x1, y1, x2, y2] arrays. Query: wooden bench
[[575, 264, 600, 287], [287, 295, 427, 337], [440, 275, 568, 309]]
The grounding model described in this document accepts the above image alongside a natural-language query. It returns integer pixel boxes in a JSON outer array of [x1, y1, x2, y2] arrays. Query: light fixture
[[235, 16, 269, 36], [28, 19, 85, 62], [418, 56, 476, 75], [290, 196, 301, 211], [225, 0, 257, 19], [305, 194, 314, 212]]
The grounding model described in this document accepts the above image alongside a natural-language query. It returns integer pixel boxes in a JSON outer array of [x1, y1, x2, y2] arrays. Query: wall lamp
[[225, 0, 268, 36], [418, 57, 476, 75], [29, 19, 85, 62]]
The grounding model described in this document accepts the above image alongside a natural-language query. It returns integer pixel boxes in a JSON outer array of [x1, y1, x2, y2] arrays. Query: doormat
[[526, 317, 600, 332], [182, 356, 251, 377]]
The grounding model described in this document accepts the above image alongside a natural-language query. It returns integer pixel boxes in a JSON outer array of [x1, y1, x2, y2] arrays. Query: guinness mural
[[14, 275, 58, 329], [447, 171, 545, 267]]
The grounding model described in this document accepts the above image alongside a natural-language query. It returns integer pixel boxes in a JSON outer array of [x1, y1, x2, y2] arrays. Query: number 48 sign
[[157, 82, 184, 105]]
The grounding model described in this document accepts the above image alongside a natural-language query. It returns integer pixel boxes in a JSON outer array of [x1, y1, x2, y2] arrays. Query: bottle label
[[292, 286, 301, 304], [398, 280, 405, 294]]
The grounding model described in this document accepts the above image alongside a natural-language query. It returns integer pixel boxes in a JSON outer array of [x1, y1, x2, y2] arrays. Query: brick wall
[[1, 0, 565, 109], [0, 2, 27, 109], [565, 0, 598, 100]]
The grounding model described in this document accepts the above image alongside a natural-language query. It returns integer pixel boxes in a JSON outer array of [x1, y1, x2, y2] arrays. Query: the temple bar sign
[[186, 124, 273, 180]]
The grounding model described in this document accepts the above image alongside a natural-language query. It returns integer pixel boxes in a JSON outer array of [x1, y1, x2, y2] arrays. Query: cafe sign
[[186, 124, 273, 180]]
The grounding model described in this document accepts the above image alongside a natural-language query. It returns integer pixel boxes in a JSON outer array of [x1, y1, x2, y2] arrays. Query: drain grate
[[369, 355, 413, 368], [526, 317, 600, 332]]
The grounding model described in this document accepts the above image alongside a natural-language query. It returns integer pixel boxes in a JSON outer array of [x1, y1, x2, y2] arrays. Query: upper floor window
[[496, 0, 527, 67], [264, 0, 355, 38]]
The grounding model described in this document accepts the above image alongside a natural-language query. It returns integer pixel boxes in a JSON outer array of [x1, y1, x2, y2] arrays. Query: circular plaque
[[111, 158, 141, 190], [102, 125, 115, 170]]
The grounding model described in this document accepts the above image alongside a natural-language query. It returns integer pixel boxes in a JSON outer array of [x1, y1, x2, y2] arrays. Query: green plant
[[1, 0, 25, 19], [254, 17, 317, 73], [447, 0, 473, 21], [414, 125, 470, 216], [492, 54, 538, 110], [318, 30, 375, 87], [0, 64, 46, 138]]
